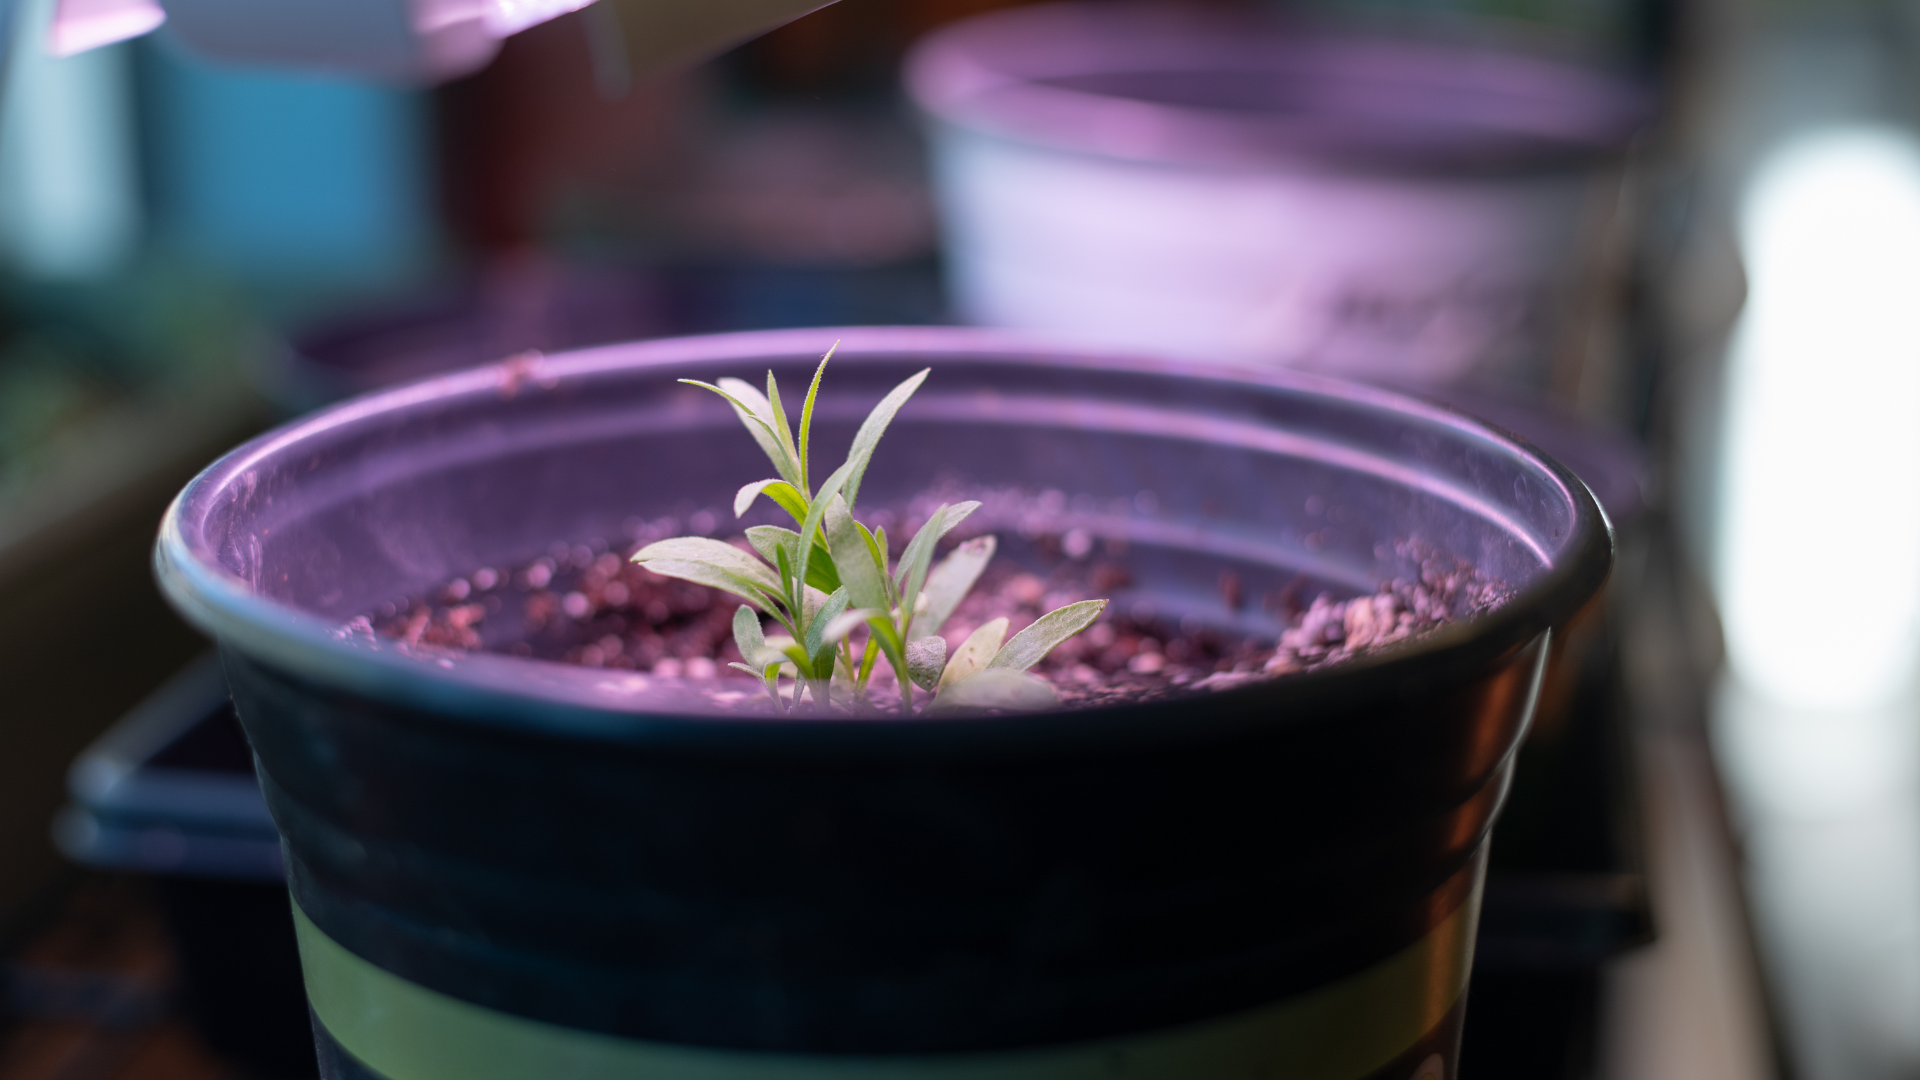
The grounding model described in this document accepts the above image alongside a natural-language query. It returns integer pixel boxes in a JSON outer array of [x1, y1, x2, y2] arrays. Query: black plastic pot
[[258, 260, 947, 416], [155, 328, 1609, 1080], [257, 263, 673, 415]]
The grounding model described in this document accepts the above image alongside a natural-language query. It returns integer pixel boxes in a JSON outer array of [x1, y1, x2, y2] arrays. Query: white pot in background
[[907, 3, 1647, 388]]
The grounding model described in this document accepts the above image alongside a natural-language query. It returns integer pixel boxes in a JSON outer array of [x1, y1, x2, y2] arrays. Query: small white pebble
[[1062, 528, 1093, 559], [1008, 574, 1046, 605], [1128, 652, 1166, 674], [444, 578, 471, 601], [1193, 670, 1259, 692], [653, 657, 683, 677], [472, 567, 499, 591], [602, 582, 630, 607], [685, 657, 716, 679], [562, 592, 592, 619]]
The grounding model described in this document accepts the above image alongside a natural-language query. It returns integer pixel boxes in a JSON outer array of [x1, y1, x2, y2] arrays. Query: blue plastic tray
[[55, 654, 283, 881]]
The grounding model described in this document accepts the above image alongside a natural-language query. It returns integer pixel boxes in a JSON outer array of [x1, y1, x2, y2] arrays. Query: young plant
[[631, 346, 1107, 715]]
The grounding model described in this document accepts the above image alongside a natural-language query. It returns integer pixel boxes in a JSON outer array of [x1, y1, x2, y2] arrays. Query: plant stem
[[897, 665, 916, 716]]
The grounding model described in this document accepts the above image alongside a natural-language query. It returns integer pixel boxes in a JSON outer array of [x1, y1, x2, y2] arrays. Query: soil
[[357, 520, 1508, 713]]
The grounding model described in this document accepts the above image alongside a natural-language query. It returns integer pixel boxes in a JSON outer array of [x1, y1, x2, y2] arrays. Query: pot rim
[[904, 1, 1650, 175], [156, 325, 1611, 757]]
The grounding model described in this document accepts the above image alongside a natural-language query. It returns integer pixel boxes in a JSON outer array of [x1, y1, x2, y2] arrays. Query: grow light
[[43, 0, 592, 82]]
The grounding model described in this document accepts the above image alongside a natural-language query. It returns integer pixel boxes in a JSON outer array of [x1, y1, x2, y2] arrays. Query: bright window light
[[0, 0, 141, 279], [1716, 127, 1920, 711]]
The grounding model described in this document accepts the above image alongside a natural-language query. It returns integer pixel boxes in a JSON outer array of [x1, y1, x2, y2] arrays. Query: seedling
[[632, 346, 1107, 715]]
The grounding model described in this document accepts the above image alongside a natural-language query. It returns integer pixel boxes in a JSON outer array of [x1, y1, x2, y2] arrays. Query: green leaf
[[764, 370, 800, 488], [918, 535, 995, 638], [804, 588, 851, 667], [635, 537, 779, 585], [864, 611, 904, 655], [824, 495, 890, 614], [773, 541, 795, 601], [731, 605, 787, 668], [938, 617, 1007, 693], [894, 500, 980, 588], [807, 556, 841, 595], [732, 604, 764, 658], [734, 479, 808, 522], [927, 668, 1059, 714], [841, 367, 930, 512], [863, 521, 897, 608], [682, 378, 802, 489], [904, 636, 947, 691], [635, 559, 778, 613], [715, 377, 802, 488], [746, 526, 839, 594], [935, 499, 982, 544], [729, 660, 787, 715], [897, 502, 983, 630], [796, 587, 849, 709], [856, 520, 887, 575], [632, 538, 782, 611], [894, 504, 947, 608], [744, 525, 793, 566], [789, 461, 853, 617], [797, 344, 834, 492], [990, 600, 1109, 672], [821, 607, 882, 646], [781, 641, 814, 673]]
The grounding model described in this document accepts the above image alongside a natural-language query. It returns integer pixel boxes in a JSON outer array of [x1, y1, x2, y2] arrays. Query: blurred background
[[0, 0, 1912, 1075]]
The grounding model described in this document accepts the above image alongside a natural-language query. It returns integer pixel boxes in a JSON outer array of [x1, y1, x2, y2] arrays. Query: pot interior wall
[[204, 345, 1571, 638]]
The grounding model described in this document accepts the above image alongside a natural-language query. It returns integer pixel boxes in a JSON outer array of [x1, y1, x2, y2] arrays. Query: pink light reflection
[[47, 0, 165, 57], [483, 0, 595, 36]]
